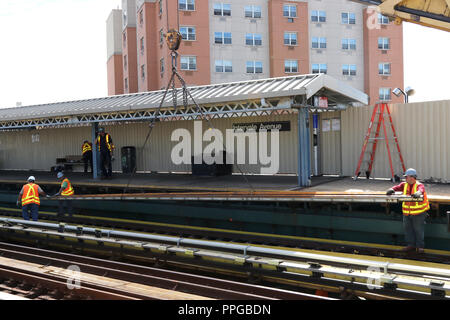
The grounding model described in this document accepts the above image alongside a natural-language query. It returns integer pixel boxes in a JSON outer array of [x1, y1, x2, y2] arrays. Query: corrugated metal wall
[[341, 100, 450, 181], [2, 100, 448, 181], [319, 111, 342, 175], [0, 126, 91, 170], [0, 113, 300, 174]]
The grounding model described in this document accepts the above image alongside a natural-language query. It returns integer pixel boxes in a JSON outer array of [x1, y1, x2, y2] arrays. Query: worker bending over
[[386, 168, 429, 253], [54, 172, 75, 217], [17, 176, 48, 221], [82, 140, 93, 174]]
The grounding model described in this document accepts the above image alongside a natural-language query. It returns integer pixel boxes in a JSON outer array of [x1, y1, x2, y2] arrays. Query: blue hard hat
[[404, 168, 417, 177], [57, 172, 64, 179]]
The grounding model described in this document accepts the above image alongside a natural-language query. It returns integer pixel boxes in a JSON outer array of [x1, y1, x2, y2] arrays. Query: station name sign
[[232, 121, 291, 132]]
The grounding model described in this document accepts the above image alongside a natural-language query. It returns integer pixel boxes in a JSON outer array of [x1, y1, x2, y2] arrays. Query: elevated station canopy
[[0, 74, 368, 130]]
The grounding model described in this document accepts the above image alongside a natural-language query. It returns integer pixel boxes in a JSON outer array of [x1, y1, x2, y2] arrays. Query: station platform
[[0, 170, 450, 196]]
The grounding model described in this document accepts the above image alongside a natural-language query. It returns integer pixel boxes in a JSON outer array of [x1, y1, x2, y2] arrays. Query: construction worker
[[95, 127, 115, 179], [16, 176, 48, 221], [82, 140, 93, 173], [386, 168, 429, 253], [54, 172, 74, 217]]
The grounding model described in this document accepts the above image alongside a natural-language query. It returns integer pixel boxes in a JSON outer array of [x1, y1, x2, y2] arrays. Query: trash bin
[[121, 146, 136, 173]]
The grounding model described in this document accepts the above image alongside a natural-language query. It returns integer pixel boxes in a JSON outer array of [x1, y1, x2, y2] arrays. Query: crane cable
[[121, 2, 255, 198]]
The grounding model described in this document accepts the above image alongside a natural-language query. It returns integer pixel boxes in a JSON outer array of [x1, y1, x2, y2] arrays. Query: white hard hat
[[57, 172, 64, 179], [27, 176, 35, 182]]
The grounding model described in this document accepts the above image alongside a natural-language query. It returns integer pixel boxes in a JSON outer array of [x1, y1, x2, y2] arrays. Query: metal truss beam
[[0, 99, 293, 131]]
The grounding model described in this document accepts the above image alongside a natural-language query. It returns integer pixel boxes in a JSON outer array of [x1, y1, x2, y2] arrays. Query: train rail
[[0, 217, 449, 300], [0, 207, 448, 265], [0, 241, 326, 300], [47, 191, 427, 203]]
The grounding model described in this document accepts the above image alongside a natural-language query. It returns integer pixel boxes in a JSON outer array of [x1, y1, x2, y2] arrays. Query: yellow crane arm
[[350, 0, 450, 32]]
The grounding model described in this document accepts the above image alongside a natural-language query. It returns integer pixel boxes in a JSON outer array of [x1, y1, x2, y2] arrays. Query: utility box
[[121, 146, 137, 174], [191, 151, 232, 176]]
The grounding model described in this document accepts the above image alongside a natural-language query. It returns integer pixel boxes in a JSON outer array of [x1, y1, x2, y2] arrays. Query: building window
[[124, 78, 128, 91], [246, 61, 263, 74], [140, 37, 144, 54], [378, 13, 389, 25], [342, 12, 356, 24], [312, 37, 326, 49], [179, 0, 195, 11], [124, 55, 127, 70], [244, 5, 261, 18], [378, 37, 390, 50], [312, 63, 327, 74], [245, 33, 262, 46], [379, 88, 391, 101], [214, 3, 231, 16], [378, 63, 391, 75], [160, 58, 165, 73], [181, 56, 197, 70], [141, 65, 145, 80], [160, 29, 164, 44], [284, 32, 297, 46], [283, 4, 297, 18], [123, 32, 127, 47], [139, 10, 143, 25], [311, 10, 326, 22], [215, 60, 232, 72], [214, 32, 232, 44], [180, 26, 196, 41], [342, 64, 356, 76], [284, 60, 298, 73], [159, 0, 162, 15], [342, 38, 356, 50]]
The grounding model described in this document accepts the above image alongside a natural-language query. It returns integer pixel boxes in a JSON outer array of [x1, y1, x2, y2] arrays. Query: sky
[[0, 0, 449, 108]]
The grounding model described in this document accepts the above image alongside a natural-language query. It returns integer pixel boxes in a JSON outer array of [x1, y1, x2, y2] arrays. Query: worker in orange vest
[[16, 176, 49, 221], [54, 172, 75, 217], [82, 140, 93, 173], [386, 168, 429, 253], [95, 127, 115, 179]]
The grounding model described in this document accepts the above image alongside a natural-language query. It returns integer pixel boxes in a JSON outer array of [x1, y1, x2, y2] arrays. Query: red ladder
[[354, 102, 406, 182]]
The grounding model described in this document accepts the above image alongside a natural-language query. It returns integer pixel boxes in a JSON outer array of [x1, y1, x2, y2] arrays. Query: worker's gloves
[[46, 195, 51, 198], [386, 189, 395, 196], [16, 200, 20, 207], [412, 191, 422, 199]]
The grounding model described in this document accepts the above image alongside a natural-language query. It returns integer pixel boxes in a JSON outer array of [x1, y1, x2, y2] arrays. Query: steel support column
[[297, 108, 311, 187], [92, 122, 99, 179]]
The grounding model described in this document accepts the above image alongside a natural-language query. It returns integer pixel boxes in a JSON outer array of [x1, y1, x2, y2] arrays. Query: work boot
[[401, 246, 416, 252], [416, 248, 425, 254]]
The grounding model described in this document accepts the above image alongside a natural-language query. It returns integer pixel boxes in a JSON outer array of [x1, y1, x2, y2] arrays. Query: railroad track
[[0, 242, 326, 300], [0, 217, 449, 300], [0, 207, 448, 265]]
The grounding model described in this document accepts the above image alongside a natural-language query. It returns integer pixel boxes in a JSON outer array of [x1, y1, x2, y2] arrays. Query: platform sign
[[322, 119, 331, 132], [232, 121, 291, 132], [332, 118, 341, 131], [314, 96, 328, 108]]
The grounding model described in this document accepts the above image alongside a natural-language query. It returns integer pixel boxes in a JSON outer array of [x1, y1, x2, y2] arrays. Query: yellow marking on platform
[[0, 179, 278, 192]]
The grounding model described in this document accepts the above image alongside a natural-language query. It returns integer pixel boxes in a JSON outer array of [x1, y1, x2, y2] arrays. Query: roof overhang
[[0, 74, 368, 130]]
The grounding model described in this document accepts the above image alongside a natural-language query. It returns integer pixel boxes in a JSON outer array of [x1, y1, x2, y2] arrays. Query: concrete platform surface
[[0, 170, 449, 196]]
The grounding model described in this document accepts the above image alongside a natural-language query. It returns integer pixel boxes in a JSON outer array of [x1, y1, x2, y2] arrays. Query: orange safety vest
[[402, 182, 429, 216], [82, 142, 92, 155], [21, 183, 40, 206], [61, 178, 74, 196], [97, 134, 114, 152]]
